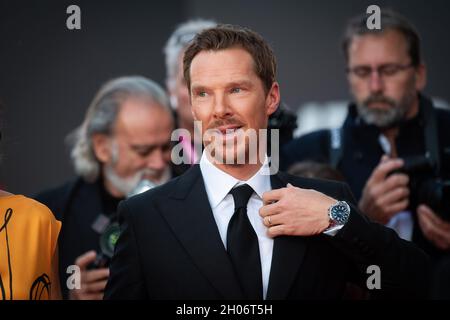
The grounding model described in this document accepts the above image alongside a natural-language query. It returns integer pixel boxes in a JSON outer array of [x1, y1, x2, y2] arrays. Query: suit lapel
[[159, 165, 244, 299], [266, 172, 308, 299]]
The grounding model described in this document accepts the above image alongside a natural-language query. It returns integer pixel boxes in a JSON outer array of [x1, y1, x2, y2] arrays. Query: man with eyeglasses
[[282, 10, 450, 294]]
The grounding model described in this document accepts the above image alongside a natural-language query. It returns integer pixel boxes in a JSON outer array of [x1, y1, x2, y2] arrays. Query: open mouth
[[369, 101, 388, 107], [216, 125, 244, 138]]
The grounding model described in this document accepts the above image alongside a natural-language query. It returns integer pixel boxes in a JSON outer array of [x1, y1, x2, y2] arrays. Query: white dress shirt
[[200, 153, 273, 299]]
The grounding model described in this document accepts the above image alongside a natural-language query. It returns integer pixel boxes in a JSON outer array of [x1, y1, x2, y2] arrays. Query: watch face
[[332, 202, 350, 224]]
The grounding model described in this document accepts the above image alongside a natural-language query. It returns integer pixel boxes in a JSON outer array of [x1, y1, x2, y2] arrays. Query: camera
[[90, 179, 157, 269], [267, 102, 297, 158], [268, 102, 298, 146], [91, 222, 121, 268], [391, 154, 450, 221]]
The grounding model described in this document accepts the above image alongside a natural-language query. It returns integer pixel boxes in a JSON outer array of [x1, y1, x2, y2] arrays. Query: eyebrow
[[226, 80, 254, 89], [191, 80, 254, 92], [190, 84, 207, 93]]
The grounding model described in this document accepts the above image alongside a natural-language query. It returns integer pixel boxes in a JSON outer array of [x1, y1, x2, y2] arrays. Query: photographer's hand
[[359, 155, 409, 224], [418, 204, 450, 251], [68, 250, 110, 300]]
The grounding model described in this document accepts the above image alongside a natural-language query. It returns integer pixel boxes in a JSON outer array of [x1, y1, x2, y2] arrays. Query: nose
[[213, 93, 232, 118], [369, 70, 384, 93]]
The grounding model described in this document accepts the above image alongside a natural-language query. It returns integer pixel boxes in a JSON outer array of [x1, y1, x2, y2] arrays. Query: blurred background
[[1, 0, 449, 195]]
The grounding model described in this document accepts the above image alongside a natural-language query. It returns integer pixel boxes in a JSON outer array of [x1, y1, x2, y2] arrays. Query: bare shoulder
[[0, 189, 13, 197], [0, 194, 59, 224]]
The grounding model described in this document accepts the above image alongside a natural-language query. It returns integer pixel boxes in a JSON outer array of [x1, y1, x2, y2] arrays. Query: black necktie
[[227, 184, 263, 300]]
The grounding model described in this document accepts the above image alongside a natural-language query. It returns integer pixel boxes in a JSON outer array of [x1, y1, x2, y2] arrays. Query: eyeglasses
[[346, 63, 415, 79]]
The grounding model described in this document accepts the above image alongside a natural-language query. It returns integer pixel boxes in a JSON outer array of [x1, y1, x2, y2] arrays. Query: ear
[[415, 63, 427, 91], [265, 82, 281, 116], [92, 134, 112, 163]]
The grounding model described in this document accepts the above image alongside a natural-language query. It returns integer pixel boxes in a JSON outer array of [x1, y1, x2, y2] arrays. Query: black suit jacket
[[104, 165, 429, 299], [35, 178, 108, 298]]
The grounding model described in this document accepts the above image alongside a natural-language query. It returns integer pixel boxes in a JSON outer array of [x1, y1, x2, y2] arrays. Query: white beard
[[104, 165, 172, 197]]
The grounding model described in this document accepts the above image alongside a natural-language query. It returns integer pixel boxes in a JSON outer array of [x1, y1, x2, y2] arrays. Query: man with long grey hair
[[36, 75, 174, 299]]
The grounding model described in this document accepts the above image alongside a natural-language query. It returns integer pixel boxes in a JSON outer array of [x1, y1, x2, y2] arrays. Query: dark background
[[1, 0, 449, 195]]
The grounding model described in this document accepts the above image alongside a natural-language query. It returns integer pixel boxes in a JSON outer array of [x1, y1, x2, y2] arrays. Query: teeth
[[222, 128, 239, 134]]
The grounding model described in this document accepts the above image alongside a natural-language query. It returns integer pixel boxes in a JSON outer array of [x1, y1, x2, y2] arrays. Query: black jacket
[[104, 165, 428, 299], [35, 178, 116, 298]]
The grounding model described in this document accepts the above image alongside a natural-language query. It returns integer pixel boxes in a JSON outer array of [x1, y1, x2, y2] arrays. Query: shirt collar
[[199, 152, 271, 209]]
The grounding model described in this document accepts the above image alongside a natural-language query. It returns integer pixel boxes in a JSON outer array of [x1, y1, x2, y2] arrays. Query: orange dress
[[0, 195, 61, 300]]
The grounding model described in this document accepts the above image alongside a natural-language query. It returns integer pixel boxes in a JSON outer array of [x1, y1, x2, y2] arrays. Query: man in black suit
[[105, 25, 429, 299]]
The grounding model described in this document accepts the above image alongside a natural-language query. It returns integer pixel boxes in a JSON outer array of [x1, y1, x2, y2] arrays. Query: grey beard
[[104, 165, 172, 197], [356, 95, 409, 129], [104, 165, 142, 196]]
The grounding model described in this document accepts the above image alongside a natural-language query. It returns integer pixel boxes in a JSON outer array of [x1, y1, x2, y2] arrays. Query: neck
[[381, 126, 399, 140], [214, 162, 264, 181], [381, 126, 399, 158], [405, 94, 420, 120], [102, 176, 126, 198]]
